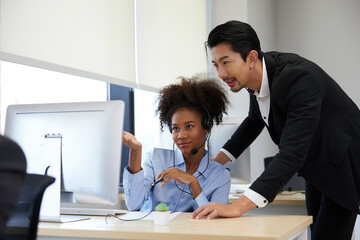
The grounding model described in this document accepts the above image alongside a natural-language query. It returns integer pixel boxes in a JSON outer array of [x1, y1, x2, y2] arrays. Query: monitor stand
[[60, 194, 128, 216], [38, 134, 89, 223]]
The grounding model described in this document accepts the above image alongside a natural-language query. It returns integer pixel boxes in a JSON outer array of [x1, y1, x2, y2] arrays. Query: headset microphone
[[191, 134, 208, 155]]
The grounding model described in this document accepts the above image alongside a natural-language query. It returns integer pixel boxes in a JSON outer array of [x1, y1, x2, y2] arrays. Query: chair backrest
[[0, 135, 27, 239], [4, 173, 55, 240]]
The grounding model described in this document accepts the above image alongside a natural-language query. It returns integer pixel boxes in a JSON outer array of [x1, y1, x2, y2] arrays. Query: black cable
[[105, 203, 179, 224], [171, 184, 185, 213], [172, 132, 211, 196], [105, 204, 156, 223]]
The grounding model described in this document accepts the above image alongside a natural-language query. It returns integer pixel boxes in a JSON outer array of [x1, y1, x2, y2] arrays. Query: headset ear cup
[[202, 117, 213, 130], [207, 119, 213, 130], [202, 108, 213, 130]]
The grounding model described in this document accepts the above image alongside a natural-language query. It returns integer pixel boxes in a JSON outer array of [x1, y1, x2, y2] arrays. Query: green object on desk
[[155, 203, 169, 212]]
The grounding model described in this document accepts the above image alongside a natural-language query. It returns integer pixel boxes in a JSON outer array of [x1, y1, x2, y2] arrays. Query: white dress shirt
[[254, 59, 270, 127]]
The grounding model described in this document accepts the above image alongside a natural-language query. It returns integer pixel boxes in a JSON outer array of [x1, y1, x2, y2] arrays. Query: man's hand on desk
[[191, 195, 257, 220]]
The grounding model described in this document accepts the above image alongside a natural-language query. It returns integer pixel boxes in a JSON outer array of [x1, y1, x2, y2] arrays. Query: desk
[[120, 191, 306, 207], [229, 191, 306, 206], [38, 213, 312, 240]]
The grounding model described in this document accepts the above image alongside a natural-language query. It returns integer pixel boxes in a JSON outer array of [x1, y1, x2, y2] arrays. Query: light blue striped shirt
[[123, 147, 231, 212]]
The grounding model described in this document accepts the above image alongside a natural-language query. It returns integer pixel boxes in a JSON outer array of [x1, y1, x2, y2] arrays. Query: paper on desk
[[119, 211, 181, 221]]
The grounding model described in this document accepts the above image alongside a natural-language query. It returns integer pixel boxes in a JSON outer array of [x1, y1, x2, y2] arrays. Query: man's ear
[[247, 50, 259, 69]]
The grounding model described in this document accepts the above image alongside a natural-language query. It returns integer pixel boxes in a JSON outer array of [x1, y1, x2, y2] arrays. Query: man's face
[[211, 42, 251, 92]]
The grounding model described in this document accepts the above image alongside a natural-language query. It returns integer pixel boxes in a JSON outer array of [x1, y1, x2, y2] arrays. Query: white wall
[[274, 0, 360, 107], [136, 0, 207, 91], [209, 0, 249, 120]]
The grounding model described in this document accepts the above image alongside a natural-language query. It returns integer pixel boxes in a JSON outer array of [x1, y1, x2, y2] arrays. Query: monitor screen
[[4, 100, 124, 205], [208, 117, 251, 184]]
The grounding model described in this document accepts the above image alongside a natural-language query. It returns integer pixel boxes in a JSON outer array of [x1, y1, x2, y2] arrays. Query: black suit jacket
[[223, 52, 360, 213], [0, 135, 27, 236]]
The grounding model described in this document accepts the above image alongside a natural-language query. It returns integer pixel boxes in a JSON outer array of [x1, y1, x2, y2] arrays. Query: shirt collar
[[173, 147, 210, 179], [254, 58, 270, 98]]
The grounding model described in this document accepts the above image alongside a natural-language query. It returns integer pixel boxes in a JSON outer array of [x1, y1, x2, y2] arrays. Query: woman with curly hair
[[122, 74, 231, 212]]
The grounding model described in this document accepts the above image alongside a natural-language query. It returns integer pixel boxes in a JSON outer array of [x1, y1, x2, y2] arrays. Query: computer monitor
[[208, 117, 251, 184], [4, 100, 124, 205]]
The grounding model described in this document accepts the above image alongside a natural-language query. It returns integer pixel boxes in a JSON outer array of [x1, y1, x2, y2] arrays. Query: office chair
[[0, 135, 27, 239], [3, 173, 55, 240]]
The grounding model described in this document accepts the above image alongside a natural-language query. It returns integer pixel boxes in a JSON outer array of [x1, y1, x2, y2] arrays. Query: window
[[0, 61, 107, 133], [133, 88, 173, 156]]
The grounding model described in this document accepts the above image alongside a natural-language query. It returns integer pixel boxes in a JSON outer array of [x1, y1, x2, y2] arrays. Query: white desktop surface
[[37, 212, 312, 240]]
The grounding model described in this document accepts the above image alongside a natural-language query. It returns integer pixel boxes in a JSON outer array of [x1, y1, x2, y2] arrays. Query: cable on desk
[[105, 204, 178, 224], [105, 211, 152, 223], [105, 203, 156, 223]]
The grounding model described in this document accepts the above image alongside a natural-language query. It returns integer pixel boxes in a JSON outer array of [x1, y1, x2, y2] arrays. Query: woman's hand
[[123, 131, 142, 151], [123, 131, 142, 173], [157, 167, 196, 185], [156, 168, 202, 198]]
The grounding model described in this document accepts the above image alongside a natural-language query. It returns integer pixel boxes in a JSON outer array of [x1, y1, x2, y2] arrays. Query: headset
[[168, 107, 213, 132], [168, 107, 212, 156], [171, 138, 210, 197], [202, 107, 213, 131], [190, 108, 212, 154]]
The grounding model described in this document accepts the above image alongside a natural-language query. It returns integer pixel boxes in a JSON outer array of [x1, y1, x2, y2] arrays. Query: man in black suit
[[191, 20, 360, 240], [0, 135, 26, 237]]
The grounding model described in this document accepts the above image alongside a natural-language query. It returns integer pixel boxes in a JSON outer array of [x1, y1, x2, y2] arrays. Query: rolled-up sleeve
[[192, 168, 231, 210], [123, 166, 146, 210], [208, 171, 231, 204], [192, 192, 209, 209]]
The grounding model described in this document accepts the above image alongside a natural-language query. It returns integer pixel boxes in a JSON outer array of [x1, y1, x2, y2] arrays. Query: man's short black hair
[[207, 20, 263, 61]]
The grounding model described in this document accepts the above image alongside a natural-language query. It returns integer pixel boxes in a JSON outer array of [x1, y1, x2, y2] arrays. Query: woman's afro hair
[[156, 73, 229, 131]]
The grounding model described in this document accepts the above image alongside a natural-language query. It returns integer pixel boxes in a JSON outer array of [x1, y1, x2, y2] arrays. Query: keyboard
[[61, 207, 128, 216]]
